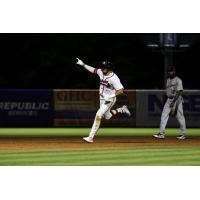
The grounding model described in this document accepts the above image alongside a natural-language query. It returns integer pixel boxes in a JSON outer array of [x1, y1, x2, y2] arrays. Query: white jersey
[[94, 68, 124, 97], [166, 76, 183, 97]]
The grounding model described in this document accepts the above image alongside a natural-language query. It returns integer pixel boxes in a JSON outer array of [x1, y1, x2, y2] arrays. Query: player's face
[[102, 68, 109, 75], [168, 71, 176, 79]]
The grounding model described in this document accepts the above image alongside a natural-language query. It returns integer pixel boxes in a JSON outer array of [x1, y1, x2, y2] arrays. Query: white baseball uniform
[[95, 68, 124, 117], [160, 76, 186, 135], [89, 68, 125, 138]]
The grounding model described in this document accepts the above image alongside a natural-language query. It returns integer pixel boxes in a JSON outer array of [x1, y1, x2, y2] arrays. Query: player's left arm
[[104, 88, 124, 101], [170, 90, 183, 107], [170, 79, 183, 107], [104, 78, 124, 101], [112, 77, 125, 98], [115, 88, 124, 96]]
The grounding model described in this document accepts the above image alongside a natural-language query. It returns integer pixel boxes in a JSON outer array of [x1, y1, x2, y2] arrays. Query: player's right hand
[[76, 57, 84, 66]]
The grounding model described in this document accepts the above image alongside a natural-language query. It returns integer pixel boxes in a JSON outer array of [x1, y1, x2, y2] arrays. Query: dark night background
[[0, 33, 199, 89]]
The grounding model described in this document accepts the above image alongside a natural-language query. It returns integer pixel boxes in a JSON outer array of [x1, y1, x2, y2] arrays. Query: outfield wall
[[0, 89, 199, 127]]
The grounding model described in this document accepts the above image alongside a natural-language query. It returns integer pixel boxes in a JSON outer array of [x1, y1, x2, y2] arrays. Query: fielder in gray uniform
[[153, 67, 186, 140]]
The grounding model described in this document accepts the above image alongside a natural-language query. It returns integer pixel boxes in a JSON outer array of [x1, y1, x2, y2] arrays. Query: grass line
[[0, 128, 199, 137]]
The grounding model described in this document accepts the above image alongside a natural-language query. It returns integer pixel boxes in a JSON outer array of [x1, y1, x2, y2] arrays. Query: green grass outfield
[[0, 128, 200, 166], [0, 127, 200, 137]]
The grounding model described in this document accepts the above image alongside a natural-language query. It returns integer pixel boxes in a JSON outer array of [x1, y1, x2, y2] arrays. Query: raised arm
[[76, 57, 95, 73]]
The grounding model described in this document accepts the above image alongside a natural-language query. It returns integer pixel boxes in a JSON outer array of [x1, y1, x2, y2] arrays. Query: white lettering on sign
[[0, 102, 49, 110]]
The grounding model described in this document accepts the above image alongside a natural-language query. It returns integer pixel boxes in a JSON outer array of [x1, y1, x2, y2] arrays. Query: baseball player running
[[153, 67, 186, 140], [76, 58, 131, 143]]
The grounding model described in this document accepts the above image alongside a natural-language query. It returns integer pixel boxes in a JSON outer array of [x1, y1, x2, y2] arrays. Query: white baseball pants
[[89, 97, 116, 138]]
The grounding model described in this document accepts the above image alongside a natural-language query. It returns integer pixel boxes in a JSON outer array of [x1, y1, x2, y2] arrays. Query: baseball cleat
[[83, 136, 94, 143], [153, 133, 165, 139], [122, 105, 131, 116], [177, 135, 186, 140]]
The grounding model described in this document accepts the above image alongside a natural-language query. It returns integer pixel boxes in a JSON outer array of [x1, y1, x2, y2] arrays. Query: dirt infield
[[0, 136, 200, 150]]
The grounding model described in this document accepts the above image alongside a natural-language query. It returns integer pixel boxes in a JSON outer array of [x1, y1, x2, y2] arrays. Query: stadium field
[[0, 128, 200, 166]]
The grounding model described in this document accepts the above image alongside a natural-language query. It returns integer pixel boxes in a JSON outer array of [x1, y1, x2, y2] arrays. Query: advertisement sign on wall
[[0, 89, 54, 127]]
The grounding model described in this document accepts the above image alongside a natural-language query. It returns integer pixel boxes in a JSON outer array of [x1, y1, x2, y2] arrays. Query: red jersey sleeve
[[93, 68, 98, 74]]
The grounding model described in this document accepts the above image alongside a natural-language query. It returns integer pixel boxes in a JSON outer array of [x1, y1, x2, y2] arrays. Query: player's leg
[[110, 105, 131, 118], [103, 99, 116, 119], [153, 99, 171, 138], [176, 101, 186, 139], [89, 100, 114, 137], [109, 94, 131, 117], [84, 114, 101, 142], [104, 105, 131, 119], [83, 99, 114, 142], [160, 99, 171, 134]]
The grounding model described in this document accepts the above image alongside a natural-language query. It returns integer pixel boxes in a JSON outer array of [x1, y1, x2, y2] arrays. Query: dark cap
[[101, 60, 114, 70]]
